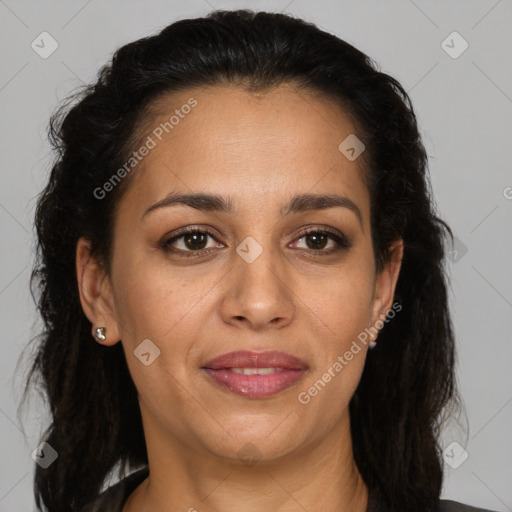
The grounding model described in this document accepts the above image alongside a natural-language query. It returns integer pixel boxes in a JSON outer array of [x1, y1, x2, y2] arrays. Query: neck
[[124, 410, 368, 512]]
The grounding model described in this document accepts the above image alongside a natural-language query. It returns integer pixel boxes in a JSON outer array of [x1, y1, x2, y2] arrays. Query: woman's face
[[79, 83, 402, 465]]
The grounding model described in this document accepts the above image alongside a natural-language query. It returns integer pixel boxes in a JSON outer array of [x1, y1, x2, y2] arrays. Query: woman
[[22, 9, 498, 512]]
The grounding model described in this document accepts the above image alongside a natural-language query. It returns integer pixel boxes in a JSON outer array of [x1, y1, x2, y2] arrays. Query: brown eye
[[182, 232, 208, 250], [292, 228, 352, 255], [304, 232, 329, 250], [161, 226, 351, 259], [162, 228, 225, 257]]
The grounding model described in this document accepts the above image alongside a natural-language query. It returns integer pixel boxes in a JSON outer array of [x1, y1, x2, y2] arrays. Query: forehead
[[118, 83, 370, 223]]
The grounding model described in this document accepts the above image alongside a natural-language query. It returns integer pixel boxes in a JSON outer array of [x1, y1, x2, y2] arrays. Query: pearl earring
[[94, 327, 107, 342]]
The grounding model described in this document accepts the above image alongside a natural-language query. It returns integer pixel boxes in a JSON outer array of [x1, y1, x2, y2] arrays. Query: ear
[[370, 239, 404, 332], [76, 237, 121, 346]]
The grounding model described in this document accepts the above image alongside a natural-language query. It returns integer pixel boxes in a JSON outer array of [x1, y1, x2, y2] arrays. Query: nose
[[219, 237, 296, 332]]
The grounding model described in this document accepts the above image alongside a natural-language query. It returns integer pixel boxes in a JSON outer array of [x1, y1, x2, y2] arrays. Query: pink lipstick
[[202, 350, 308, 398]]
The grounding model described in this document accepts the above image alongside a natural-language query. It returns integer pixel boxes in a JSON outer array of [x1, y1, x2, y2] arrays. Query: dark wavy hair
[[19, 9, 460, 512]]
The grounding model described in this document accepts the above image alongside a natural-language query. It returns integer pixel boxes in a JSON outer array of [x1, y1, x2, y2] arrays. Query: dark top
[[78, 466, 498, 512]]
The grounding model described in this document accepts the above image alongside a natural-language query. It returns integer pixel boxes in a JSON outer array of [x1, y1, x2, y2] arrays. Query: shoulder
[[439, 499, 500, 512], [78, 467, 149, 512]]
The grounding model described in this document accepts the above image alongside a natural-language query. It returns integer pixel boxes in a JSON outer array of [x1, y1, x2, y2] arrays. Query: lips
[[202, 350, 308, 398]]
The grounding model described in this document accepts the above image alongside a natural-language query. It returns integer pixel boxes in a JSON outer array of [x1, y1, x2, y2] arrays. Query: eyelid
[[161, 225, 352, 256], [293, 225, 352, 246], [161, 226, 224, 255]]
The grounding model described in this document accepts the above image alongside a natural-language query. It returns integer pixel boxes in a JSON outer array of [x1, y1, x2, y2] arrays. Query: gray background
[[1, 1, 511, 510]]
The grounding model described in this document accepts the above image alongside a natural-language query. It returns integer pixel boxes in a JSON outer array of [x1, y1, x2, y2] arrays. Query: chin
[[197, 417, 306, 465]]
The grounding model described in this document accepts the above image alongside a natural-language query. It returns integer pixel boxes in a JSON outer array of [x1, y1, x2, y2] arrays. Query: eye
[[162, 227, 224, 256], [290, 228, 352, 256], [160, 226, 352, 258]]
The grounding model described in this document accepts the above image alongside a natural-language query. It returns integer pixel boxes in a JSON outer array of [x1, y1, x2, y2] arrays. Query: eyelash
[[160, 226, 352, 258]]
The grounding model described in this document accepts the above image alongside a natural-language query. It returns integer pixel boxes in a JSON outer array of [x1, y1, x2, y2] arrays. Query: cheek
[[111, 258, 205, 409], [304, 259, 375, 342], [111, 251, 208, 344], [296, 271, 372, 423], [294, 255, 374, 417], [112, 234, 375, 353]]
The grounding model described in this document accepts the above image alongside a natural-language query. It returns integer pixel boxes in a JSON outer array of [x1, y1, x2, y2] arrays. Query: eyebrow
[[142, 192, 363, 228]]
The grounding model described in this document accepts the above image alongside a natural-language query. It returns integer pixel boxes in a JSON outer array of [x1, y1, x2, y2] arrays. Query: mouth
[[201, 350, 308, 399]]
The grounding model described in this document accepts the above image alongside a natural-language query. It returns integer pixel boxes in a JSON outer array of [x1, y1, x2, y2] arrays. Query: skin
[[76, 83, 403, 512]]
